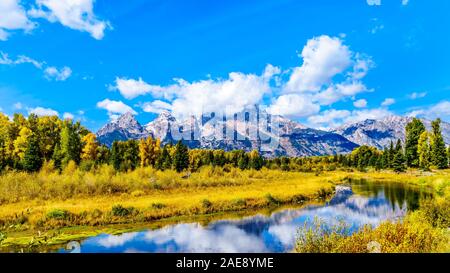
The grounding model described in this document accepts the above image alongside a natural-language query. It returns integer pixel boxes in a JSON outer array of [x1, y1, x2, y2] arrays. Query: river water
[[59, 181, 432, 253]]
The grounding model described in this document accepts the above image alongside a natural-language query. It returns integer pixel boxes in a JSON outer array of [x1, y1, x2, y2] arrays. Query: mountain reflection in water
[[60, 181, 431, 253]]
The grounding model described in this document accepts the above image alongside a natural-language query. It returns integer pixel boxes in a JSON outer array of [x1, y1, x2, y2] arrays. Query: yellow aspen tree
[[81, 133, 98, 161], [13, 127, 32, 161], [139, 138, 151, 167]]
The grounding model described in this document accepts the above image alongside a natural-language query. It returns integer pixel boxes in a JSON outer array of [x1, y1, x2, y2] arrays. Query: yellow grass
[[1, 166, 450, 248]]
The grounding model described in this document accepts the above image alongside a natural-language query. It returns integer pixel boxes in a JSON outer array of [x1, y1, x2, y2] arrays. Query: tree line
[[0, 113, 449, 173]]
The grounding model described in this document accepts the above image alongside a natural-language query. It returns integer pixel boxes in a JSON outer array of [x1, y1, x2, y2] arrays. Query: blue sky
[[1, 0, 450, 131]]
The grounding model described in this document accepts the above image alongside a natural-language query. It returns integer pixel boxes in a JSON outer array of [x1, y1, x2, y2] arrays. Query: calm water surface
[[59, 181, 431, 253]]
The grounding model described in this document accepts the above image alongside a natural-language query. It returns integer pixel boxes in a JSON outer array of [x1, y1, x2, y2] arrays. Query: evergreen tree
[[60, 121, 82, 166], [110, 141, 122, 171], [173, 141, 189, 172], [22, 136, 43, 172], [447, 146, 450, 168], [248, 150, 264, 170], [159, 145, 172, 170], [392, 139, 406, 172], [430, 118, 448, 169], [52, 143, 63, 170], [238, 154, 249, 170], [122, 140, 139, 171], [405, 118, 426, 167], [386, 141, 394, 168], [417, 131, 431, 171]]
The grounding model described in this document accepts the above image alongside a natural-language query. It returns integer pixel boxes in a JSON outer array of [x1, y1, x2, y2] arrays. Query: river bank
[[1, 167, 449, 249]]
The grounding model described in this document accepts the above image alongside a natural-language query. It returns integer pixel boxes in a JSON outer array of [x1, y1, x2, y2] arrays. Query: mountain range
[[96, 111, 450, 157]]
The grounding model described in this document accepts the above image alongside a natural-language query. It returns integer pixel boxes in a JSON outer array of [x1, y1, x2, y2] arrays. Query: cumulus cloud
[[63, 112, 74, 120], [353, 99, 368, 108], [135, 65, 279, 119], [307, 109, 351, 129], [307, 107, 392, 129], [0, 0, 36, 41], [44, 66, 72, 81], [407, 101, 450, 121], [29, 0, 111, 40], [28, 106, 59, 117], [114, 36, 373, 121], [408, 91, 426, 100], [381, 98, 395, 106], [285, 35, 352, 93], [109, 77, 155, 100], [97, 99, 137, 119], [267, 94, 320, 118], [141, 100, 172, 114]]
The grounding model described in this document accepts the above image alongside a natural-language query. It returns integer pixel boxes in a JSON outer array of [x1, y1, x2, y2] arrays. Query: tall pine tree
[[173, 141, 189, 172], [430, 118, 448, 169], [392, 139, 406, 172], [405, 118, 425, 167], [22, 135, 43, 172]]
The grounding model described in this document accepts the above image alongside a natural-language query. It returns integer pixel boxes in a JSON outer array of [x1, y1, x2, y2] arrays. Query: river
[[59, 180, 432, 253]]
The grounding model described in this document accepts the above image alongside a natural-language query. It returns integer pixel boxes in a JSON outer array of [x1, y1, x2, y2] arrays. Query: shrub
[[232, 198, 246, 207], [201, 199, 212, 209], [131, 190, 145, 197], [151, 202, 166, 209], [111, 204, 135, 217], [79, 160, 95, 172], [295, 215, 446, 253], [420, 199, 450, 228], [47, 209, 70, 220], [265, 193, 279, 205]]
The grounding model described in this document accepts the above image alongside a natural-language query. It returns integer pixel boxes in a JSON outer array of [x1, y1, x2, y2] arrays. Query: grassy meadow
[[0, 165, 337, 247], [0, 164, 449, 251]]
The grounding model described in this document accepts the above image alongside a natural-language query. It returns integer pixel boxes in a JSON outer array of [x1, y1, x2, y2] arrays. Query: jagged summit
[[96, 112, 150, 147], [332, 115, 450, 150], [96, 110, 359, 157]]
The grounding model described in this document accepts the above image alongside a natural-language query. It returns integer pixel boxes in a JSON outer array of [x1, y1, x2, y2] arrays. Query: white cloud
[[408, 101, 450, 120], [370, 24, 384, 34], [112, 36, 374, 121], [28, 106, 59, 117], [278, 35, 372, 111], [402, 0, 409, 5], [353, 99, 368, 108], [308, 107, 392, 129], [0, 52, 43, 68], [267, 94, 320, 118], [1, 51, 71, 81], [117, 65, 278, 119], [13, 102, 23, 110], [63, 112, 74, 120], [344, 108, 392, 124], [110, 77, 155, 100], [408, 91, 426, 100], [0, 0, 36, 41], [285, 35, 352, 93], [29, 0, 111, 40], [141, 100, 172, 114], [367, 0, 381, 5], [97, 99, 137, 119], [307, 109, 351, 129], [350, 55, 374, 80], [44, 66, 72, 81], [381, 98, 395, 106]]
